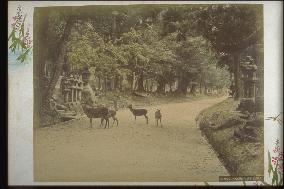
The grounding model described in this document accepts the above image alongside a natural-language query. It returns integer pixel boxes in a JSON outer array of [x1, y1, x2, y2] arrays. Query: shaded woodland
[[33, 4, 263, 126]]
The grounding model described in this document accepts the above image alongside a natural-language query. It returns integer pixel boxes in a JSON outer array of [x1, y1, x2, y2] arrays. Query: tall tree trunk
[[137, 72, 144, 92], [144, 79, 148, 92], [114, 75, 119, 91], [110, 77, 115, 91], [45, 17, 75, 100], [132, 72, 136, 91], [157, 77, 165, 94], [34, 8, 49, 127], [119, 76, 123, 91], [189, 84, 197, 96], [98, 76, 101, 90], [177, 75, 188, 95], [233, 53, 242, 100], [104, 77, 107, 96], [150, 82, 154, 92]]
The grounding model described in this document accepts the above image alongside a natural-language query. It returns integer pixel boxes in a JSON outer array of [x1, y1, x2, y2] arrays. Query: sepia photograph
[[8, 1, 283, 186], [30, 3, 265, 182]]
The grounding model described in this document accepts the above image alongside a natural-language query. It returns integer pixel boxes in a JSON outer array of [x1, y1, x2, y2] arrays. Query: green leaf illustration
[[19, 39, 27, 50], [278, 176, 283, 185], [272, 163, 278, 185], [16, 48, 31, 63], [9, 42, 17, 53], [8, 29, 16, 41], [16, 38, 23, 51], [9, 7, 32, 64], [268, 151, 273, 176]]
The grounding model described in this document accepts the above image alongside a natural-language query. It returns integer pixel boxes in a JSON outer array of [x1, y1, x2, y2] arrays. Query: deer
[[81, 102, 109, 128], [127, 104, 148, 124], [100, 100, 119, 126], [155, 109, 162, 127], [101, 109, 118, 126]]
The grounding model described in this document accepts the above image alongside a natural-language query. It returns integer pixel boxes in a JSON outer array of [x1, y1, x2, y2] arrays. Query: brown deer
[[81, 103, 109, 128], [101, 109, 118, 126], [100, 100, 119, 126], [127, 104, 148, 124], [155, 109, 162, 127]]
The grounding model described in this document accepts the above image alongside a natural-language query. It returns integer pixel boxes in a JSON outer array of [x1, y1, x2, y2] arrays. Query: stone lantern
[[240, 56, 258, 99]]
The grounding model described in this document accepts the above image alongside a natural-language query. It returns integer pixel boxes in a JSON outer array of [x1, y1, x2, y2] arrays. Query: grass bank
[[196, 98, 264, 176]]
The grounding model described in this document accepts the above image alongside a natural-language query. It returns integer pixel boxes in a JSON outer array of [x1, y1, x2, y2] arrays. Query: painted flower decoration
[[8, 5, 32, 63], [268, 138, 283, 185]]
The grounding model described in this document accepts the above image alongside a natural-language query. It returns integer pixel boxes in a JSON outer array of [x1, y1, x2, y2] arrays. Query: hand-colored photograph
[[30, 4, 265, 182], [7, 1, 283, 186]]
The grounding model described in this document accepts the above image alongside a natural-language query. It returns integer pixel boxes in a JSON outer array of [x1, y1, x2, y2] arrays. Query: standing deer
[[127, 104, 148, 124], [101, 109, 118, 126], [100, 100, 119, 126], [81, 103, 109, 128], [155, 109, 162, 127]]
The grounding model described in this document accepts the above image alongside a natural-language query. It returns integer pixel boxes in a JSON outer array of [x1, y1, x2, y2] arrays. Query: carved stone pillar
[[66, 92, 69, 102], [71, 89, 74, 102], [78, 90, 81, 101]]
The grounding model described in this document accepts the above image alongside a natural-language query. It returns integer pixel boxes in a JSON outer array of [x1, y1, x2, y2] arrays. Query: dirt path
[[34, 97, 229, 182]]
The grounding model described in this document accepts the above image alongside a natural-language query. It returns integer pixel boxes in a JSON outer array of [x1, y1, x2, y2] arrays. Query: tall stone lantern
[[240, 56, 258, 100], [81, 67, 96, 105]]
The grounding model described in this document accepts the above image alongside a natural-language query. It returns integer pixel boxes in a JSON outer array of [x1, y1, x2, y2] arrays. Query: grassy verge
[[196, 98, 264, 176]]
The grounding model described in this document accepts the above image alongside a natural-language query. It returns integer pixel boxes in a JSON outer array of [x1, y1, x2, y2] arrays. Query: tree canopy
[[34, 4, 262, 98]]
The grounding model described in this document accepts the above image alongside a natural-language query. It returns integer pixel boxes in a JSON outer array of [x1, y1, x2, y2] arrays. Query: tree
[[34, 4, 261, 119], [195, 4, 263, 99]]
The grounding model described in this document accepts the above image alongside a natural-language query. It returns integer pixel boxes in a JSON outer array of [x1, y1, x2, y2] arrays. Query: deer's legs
[[156, 119, 158, 126], [107, 118, 110, 128], [112, 117, 118, 126], [104, 118, 109, 129], [100, 118, 104, 128], [135, 116, 136, 121], [104, 118, 107, 129], [144, 114, 148, 124], [160, 118, 162, 127], [112, 117, 115, 126], [90, 118, 92, 128]]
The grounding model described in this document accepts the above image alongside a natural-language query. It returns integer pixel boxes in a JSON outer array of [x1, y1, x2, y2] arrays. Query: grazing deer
[[127, 104, 148, 124], [155, 109, 162, 127], [81, 103, 109, 128]]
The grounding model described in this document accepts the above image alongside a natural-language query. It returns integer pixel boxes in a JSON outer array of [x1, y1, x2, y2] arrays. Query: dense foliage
[[35, 4, 262, 98]]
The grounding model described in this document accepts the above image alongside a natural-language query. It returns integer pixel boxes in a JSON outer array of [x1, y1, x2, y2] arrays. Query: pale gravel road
[[34, 97, 229, 182]]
